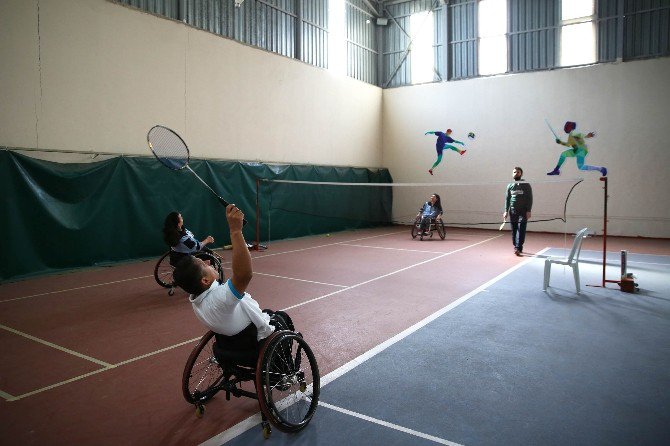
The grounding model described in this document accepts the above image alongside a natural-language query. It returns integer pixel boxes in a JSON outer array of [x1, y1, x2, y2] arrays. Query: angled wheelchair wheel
[[182, 331, 225, 405], [436, 221, 446, 240], [255, 331, 320, 433], [154, 251, 175, 289], [411, 217, 420, 239]]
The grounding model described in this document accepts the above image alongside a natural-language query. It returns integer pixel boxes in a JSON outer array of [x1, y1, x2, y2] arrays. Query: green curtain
[[1, 150, 392, 282]]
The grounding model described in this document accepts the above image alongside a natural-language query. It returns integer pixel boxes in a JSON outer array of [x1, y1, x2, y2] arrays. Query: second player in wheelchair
[[174, 204, 319, 438], [154, 211, 224, 294], [412, 193, 446, 240]]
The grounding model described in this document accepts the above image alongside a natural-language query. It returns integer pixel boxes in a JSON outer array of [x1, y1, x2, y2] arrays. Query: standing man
[[503, 167, 532, 256]]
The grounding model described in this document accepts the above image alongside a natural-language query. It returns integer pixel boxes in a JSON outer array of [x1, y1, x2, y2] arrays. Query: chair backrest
[[566, 227, 590, 263]]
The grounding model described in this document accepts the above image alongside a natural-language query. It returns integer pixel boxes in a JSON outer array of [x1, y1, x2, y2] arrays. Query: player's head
[[173, 255, 218, 295], [431, 193, 442, 209], [564, 121, 576, 133], [446, 129, 452, 135], [513, 167, 523, 180], [163, 211, 184, 246], [163, 211, 181, 228]]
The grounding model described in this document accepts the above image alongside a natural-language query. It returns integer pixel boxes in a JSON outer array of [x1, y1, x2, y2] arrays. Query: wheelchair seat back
[[212, 311, 295, 368], [214, 324, 259, 368]]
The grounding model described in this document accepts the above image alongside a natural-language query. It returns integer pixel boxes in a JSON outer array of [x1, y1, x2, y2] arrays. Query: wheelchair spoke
[[183, 332, 225, 404], [259, 333, 320, 431]]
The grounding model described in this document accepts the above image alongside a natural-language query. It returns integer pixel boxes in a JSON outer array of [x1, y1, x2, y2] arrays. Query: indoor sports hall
[[1, 1, 669, 445]]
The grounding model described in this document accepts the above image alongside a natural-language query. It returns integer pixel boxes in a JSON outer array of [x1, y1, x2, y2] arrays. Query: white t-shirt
[[189, 279, 274, 341]]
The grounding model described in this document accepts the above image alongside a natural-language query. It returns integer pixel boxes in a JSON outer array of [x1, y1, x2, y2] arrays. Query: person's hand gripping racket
[[147, 125, 246, 225], [226, 204, 245, 234], [500, 210, 508, 230]]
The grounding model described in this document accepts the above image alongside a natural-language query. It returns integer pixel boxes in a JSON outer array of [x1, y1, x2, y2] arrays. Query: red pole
[[601, 176, 607, 287]]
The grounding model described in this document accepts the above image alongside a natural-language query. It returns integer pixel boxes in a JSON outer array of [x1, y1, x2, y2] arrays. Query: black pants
[[509, 208, 528, 251], [419, 216, 433, 233]]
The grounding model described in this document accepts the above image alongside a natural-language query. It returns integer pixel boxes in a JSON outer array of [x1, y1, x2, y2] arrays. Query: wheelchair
[[182, 317, 320, 439], [153, 249, 224, 295], [411, 215, 446, 241]]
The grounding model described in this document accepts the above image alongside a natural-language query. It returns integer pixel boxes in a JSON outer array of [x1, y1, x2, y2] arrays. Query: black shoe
[[514, 249, 521, 256]]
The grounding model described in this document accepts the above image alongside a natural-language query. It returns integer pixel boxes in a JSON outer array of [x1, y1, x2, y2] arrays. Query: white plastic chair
[[543, 228, 590, 293]]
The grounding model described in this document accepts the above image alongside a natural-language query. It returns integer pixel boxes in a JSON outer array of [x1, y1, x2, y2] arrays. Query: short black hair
[[173, 255, 207, 295], [514, 166, 523, 176]]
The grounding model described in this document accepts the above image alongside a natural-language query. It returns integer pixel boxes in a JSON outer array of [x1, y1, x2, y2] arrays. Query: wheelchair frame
[[182, 329, 320, 439], [411, 216, 446, 241], [153, 250, 224, 295]]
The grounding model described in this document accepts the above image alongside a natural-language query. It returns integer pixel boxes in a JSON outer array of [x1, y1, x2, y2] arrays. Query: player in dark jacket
[[503, 167, 532, 256]]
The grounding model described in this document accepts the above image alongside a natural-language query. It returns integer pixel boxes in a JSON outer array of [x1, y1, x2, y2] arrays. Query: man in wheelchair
[[174, 204, 282, 359], [174, 205, 319, 437], [416, 193, 443, 235]]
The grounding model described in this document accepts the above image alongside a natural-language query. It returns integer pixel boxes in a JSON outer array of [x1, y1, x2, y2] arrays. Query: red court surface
[[1, 227, 668, 445]]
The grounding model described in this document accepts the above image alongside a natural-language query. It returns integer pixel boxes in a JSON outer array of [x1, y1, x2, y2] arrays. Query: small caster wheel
[[168, 288, 175, 296], [262, 422, 272, 439], [195, 404, 205, 418]]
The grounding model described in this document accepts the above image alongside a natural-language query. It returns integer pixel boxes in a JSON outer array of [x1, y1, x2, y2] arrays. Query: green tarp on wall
[[1, 150, 392, 282]]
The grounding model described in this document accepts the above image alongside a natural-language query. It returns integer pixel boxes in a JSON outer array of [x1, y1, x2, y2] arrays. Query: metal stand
[[250, 178, 267, 251], [590, 176, 627, 289]]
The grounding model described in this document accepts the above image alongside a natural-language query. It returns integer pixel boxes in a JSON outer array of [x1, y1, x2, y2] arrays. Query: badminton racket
[[147, 125, 246, 225]]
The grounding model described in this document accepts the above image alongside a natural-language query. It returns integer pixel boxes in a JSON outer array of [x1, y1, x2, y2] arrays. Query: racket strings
[[148, 126, 189, 170]]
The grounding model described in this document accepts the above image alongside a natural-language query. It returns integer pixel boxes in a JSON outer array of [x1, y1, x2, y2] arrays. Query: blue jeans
[[510, 209, 528, 251]]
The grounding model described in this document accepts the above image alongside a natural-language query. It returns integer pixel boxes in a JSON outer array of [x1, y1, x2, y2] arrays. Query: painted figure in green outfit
[[547, 121, 607, 176]]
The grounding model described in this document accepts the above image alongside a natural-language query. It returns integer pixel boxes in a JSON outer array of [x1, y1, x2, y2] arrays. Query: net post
[[255, 178, 260, 250], [249, 178, 267, 251], [601, 176, 608, 287]]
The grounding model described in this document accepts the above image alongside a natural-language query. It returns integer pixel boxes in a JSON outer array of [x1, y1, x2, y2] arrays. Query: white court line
[[250, 230, 406, 260], [1, 275, 153, 303], [318, 401, 464, 446], [2, 233, 498, 403], [2, 336, 201, 402], [202, 237, 528, 445], [253, 272, 347, 288], [340, 243, 446, 254], [318, 248, 549, 387], [0, 323, 112, 367], [0, 231, 402, 301], [281, 234, 503, 312]]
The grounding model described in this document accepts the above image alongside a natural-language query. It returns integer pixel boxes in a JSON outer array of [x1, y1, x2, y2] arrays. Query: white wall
[[2, 1, 669, 237], [0, 0, 383, 168], [382, 58, 670, 238]]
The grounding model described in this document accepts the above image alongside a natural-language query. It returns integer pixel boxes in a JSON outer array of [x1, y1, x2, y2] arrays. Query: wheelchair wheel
[[154, 251, 175, 289], [182, 331, 225, 405], [436, 221, 446, 240], [255, 331, 320, 433], [411, 217, 420, 239]]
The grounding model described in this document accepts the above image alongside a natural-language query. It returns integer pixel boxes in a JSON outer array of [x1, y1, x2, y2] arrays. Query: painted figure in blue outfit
[[416, 193, 443, 235], [425, 129, 467, 175]]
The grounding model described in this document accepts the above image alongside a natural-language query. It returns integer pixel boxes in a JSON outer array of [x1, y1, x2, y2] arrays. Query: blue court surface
[[208, 250, 670, 446]]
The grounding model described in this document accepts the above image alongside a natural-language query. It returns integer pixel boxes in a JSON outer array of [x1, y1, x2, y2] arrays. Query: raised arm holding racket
[[147, 125, 246, 225]]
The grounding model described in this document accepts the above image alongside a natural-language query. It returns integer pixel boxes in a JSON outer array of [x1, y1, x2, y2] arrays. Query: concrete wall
[[0, 0, 383, 168], [2, 0, 669, 237], [382, 58, 670, 237]]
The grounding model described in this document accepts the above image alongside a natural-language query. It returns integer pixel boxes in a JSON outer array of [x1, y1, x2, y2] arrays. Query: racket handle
[[217, 196, 248, 226]]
